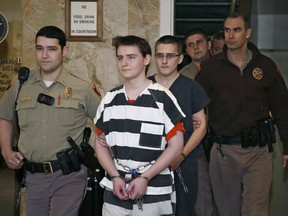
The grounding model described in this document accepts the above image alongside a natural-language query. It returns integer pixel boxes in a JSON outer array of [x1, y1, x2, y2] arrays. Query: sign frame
[[65, 0, 103, 41]]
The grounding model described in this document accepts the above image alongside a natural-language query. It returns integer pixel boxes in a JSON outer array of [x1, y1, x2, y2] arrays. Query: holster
[[240, 118, 276, 152], [211, 118, 276, 153], [202, 127, 214, 162], [56, 148, 81, 175], [67, 128, 105, 175]]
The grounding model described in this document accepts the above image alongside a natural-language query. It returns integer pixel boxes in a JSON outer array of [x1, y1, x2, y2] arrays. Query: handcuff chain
[[135, 197, 144, 211], [176, 167, 189, 193], [114, 157, 155, 172]]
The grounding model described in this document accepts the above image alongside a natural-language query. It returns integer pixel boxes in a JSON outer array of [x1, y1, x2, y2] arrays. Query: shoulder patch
[[92, 81, 101, 97], [5, 80, 12, 91]]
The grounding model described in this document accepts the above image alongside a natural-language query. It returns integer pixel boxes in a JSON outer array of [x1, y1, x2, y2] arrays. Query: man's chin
[[40, 68, 54, 74]]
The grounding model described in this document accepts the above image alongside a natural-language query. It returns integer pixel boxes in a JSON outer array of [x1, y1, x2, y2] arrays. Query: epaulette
[[68, 69, 90, 83]]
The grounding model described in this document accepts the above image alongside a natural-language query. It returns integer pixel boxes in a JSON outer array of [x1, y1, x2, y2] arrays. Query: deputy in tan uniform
[[179, 28, 211, 80], [0, 26, 101, 216]]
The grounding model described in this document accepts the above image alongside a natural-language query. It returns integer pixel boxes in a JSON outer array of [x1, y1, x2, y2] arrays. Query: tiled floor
[[0, 166, 17, 216]]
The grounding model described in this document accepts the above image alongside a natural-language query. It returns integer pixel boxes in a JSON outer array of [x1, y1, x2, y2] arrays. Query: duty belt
[[24, 160, 62, 174], [212, 135, 241, 144], [211, 118, 275, 152]]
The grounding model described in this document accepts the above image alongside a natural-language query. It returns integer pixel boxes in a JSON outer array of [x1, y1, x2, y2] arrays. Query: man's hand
[[2, 150, 24, 169], [193, 116, 201, 130], [170, 154, 185, 171], [282, 154, 288, 168], [112, 177, 129, 200], [0, 118, 20, 169], [127, 177, 148, 200]]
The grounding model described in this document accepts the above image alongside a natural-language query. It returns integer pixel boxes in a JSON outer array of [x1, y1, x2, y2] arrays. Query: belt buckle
[[43, 162, 53, 174]]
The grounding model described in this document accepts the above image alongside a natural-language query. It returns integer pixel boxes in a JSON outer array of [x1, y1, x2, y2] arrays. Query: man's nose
[[42, 49, 49, 58]]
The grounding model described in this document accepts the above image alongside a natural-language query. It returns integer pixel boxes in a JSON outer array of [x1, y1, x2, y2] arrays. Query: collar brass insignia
[[252, 67, 263, 80]]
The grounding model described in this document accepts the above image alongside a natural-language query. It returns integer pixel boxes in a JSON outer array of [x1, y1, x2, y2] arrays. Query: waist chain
[[114, 157, 155, 173]]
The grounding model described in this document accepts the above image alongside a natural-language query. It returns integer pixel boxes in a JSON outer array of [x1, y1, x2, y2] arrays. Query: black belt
[[25, 160, 62, 174], [212, 135, 241, 144]]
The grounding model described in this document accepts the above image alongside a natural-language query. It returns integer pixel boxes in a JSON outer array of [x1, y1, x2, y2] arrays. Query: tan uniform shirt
[[0, 67, 101, 162], [179, 62, 200, 80]]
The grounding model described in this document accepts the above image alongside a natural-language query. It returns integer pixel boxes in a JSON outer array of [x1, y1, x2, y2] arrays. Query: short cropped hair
[[35, 26, 66, 50], [183, 28, 209, 45], [211, 30, 224, 41], [155, 35, 182, 54], [225, 12, 251, 30]]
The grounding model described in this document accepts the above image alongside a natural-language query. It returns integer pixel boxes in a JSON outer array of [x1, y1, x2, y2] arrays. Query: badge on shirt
[[64, 86, 73, 98], [252, 67, 263, 80]]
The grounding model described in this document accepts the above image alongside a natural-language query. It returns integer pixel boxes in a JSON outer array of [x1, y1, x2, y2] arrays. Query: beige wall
[[23, 0, 160, 95], [3, 1, 288, 216]]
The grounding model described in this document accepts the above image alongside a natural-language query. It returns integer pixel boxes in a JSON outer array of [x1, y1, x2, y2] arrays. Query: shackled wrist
[[138, 175, 149, 182], [111, 175, 122, 180]]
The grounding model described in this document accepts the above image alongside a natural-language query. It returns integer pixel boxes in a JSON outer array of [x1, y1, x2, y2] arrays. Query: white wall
[[160, 0, 174, 36]]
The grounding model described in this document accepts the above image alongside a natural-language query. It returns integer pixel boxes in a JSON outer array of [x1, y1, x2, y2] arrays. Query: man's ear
[[62, 44, 69, 56], [246, 28, 252, 39], [178, 54, 184, 65], [207, 40, 212, 50], [144, 54, 152, 66]]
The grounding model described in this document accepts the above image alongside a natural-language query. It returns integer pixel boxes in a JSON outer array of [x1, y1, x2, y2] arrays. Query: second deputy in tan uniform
[[0, 26, 101, 216]]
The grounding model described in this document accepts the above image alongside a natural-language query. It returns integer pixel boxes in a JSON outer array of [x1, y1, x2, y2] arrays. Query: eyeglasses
[[186, 39, 205, 48], [155, 53, 181, 60]]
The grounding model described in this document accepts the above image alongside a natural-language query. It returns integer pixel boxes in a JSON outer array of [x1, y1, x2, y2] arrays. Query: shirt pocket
[[54, 100, 80, 126], [16, 99, 37, 127], [139, 123, 164, 149]]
